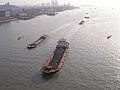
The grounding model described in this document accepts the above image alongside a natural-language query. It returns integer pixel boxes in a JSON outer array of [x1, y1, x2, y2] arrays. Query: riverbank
[[0, 6, 78, 23], [0, 17, 18, 23], [16, 5, 79, 20]]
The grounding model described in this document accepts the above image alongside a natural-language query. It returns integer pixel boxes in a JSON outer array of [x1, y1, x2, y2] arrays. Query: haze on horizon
[[0, 0, 120, 7]]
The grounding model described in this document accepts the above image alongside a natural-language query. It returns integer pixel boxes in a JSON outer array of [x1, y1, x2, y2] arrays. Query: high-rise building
[[5, 10, 11, 17], [55, 0, 58, 6], [7, 2, 9, 5], [42, 3, 45, 6], [0, 11, 5, 17], [0, 10, 11, 17], [45, 3, 50, 6], [51, 0, 58, 6]]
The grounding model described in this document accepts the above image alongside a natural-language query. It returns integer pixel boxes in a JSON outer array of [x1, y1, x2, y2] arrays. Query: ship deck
[[49, 47, 65, 69]]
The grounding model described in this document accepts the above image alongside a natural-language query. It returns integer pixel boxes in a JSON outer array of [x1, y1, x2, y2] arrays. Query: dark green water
[[0, 7, 120, 90]]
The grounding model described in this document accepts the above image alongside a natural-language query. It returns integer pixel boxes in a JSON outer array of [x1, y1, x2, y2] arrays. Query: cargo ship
[[27, 34, 49, 49], [42, 39, 69, 74]]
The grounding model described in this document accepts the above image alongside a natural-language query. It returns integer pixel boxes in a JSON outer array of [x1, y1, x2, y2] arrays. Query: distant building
[[0, 10, 11, 17], [0, 11, 5, 17], [42, 3, 45, 7], [45, 3, 50, 6], [55, 0, 58, 6], [68, 3, 70, 6], [6, 2, 10, 6], [51, 0, 58, 6], [0, 2, 21, 16], [5, 10, 11, 17]]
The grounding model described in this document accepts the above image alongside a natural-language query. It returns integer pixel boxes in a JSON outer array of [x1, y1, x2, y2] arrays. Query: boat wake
[[64, 25, 80, 42], [49, 23, 73, 35]]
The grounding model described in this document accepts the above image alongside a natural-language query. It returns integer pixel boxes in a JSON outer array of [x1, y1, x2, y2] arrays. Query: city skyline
[[0, 0, 70, 6], [0, 0, 120, 7]]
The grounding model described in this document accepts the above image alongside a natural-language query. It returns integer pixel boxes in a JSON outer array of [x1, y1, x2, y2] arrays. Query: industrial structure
[[0, 10, 11, 17]]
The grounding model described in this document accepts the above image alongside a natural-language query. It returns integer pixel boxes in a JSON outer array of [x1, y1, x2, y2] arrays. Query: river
[[0, 6, 120, 90]]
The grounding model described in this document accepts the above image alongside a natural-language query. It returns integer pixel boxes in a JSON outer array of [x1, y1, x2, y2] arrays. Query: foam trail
[[49, 23, 73, 35], [64, 25, 80, 42]]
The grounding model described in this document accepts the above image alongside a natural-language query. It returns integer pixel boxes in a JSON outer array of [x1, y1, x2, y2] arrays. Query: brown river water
[[0, 6, 120, 90]]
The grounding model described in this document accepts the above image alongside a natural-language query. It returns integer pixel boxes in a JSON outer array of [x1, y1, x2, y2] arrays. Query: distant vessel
[[79, 20, 85, 25], [18, 37, 21, 40], [107, 35, 112, 39], [19, 15, 34, 20], [84, 16, 89, 19], [42, 39, 69, 74], [47, 12, 56, 16], [27, 34, 49, 49]]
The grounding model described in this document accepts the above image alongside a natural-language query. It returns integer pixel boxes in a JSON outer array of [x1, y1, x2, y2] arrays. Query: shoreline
[[0, 17, 18, 23], [0, 6, 79, 23]]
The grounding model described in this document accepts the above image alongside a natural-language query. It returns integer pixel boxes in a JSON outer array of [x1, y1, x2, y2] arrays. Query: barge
[[27, 34, 48, 49], [42, 39, 69, 74]]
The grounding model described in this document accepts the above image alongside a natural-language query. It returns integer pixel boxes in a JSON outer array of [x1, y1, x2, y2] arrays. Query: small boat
[[41, 39, 69, 74], [27, 34, 49, 49], [18, 37, 21, 40], [107, 35, 112, 39], [79, 20, 85, 25], [27, 44, 37, 48], [47, 12, 56, 16], [84, 16, 89, 19]]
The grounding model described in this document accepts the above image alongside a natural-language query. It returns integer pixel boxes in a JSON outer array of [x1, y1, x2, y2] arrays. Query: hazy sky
[[0, 0, 120, 7]]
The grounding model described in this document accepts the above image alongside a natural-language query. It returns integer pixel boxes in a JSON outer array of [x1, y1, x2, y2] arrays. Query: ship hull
[[42, 48, 69, 74], [27, 35, 48, 49]]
